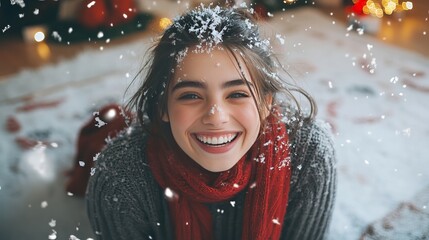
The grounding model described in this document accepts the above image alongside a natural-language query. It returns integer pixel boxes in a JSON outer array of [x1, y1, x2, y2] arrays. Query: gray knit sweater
[[86, 119, 337, 240]]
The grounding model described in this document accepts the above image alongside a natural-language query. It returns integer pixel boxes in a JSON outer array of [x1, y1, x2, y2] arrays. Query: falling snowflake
[[87, 1, 96, 8], [2, 25, 11, 33], [51, 31, 62, 42], [276, 34, 285, 45], [94, 117, 106, 128], [390, 76, 399, 84], [164, 187, 175, 199], [93, 152, 100, 161], [90, 167, 96, 176], [272, 218, 281, 225], [48, 229, 57, 240], [11, 0, 25, 8], [48, 219, 56, 227]]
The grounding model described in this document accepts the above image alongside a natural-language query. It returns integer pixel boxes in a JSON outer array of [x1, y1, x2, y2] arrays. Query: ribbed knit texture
[[86, 119, 337, 240]]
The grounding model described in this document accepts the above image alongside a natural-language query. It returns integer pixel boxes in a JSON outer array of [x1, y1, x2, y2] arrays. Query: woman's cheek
[[169, 104, 199, 124]]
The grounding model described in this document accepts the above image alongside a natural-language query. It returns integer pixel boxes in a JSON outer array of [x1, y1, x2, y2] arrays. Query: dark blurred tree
[[252, 0, 314, 14]]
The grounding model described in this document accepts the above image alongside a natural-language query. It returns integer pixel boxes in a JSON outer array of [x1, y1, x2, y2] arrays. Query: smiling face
[[163, 47, 262, 172]]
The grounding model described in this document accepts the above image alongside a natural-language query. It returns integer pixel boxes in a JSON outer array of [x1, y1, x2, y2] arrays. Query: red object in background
[[66, 104, 132, 197], [78, 0, 137, 29], [78, 0, 107, 29], [15, 137, 43, 149], [254, 3, 269, 19], [345, 0, 367, 16], [5, 116, 21, 133], [106, 0, 137, 26], [16, 99, 64, 112]]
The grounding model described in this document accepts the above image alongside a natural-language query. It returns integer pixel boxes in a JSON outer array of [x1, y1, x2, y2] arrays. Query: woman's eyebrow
[[171, 79, 254, 92], [222, 79, 254, 89], [172, 80, 206, 92]]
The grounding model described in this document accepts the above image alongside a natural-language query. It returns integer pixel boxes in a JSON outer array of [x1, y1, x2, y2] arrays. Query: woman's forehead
[[173, 47, 251, 82]]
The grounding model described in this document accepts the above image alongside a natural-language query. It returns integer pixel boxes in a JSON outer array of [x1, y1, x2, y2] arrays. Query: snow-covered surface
[[1, 7, 428, 240]]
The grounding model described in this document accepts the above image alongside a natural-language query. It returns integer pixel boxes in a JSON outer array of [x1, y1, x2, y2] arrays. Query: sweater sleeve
[[86, 128, 167, 240], [281, 120, 337, 240]]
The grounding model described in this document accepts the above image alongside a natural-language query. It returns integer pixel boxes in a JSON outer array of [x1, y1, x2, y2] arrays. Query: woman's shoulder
[[92, 124, 151, 179], [282, 118, 337, 239], [289, 118, 335, 154], [287, 118, 337, 184], [87, 123, 162, 203], [86, 124, 165, 230]]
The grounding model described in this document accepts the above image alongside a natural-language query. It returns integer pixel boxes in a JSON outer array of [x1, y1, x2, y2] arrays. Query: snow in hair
[[167, 4, 229, 53], [168, 4, 271, 51]]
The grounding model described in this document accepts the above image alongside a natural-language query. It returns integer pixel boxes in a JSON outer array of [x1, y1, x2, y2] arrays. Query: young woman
[[86, 5, 337, 240]]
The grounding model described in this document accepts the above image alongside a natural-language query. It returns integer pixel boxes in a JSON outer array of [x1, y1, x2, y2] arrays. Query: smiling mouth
[[195, 133, 239, 146]]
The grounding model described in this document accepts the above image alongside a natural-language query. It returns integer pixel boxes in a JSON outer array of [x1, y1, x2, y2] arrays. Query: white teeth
[[196, 134, 237, 145]]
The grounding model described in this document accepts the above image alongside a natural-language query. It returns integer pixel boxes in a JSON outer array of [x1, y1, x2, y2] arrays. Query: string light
[[283, 0, 297, 4], [402, 1, 413, 10], [159, 18, 172, 30], [34, 31, 45, 42], [353, 0, 413, 18]]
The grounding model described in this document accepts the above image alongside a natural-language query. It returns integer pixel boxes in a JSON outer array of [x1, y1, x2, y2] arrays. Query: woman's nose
[[202, 104, 229, 126]]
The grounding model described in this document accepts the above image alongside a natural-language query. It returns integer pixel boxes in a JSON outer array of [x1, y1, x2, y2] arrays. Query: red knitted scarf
[[147, 113, 291, 240]]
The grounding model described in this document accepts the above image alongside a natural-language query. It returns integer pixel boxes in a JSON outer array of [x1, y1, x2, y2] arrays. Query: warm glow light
[[402, 1, 413, 10], [36, 42, 51, 60], [356, 0, 413, 17], [383, 0, 397, 15], [159, 18, 172, 30], [34, 31, 45, 42], [363, 0, 386, 17], [363, 6, 370, 14], [283, 0, 296, 4], [375, 8, 384, 18]]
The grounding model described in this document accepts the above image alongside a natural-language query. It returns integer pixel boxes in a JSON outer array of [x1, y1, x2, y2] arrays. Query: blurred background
[[0, 0, 428, 239], [0, 0, 427, 77]]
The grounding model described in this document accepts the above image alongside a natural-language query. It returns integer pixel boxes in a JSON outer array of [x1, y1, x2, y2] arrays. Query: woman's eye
[[178, 93, 201, 100], [228, 92, 249, 99]]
